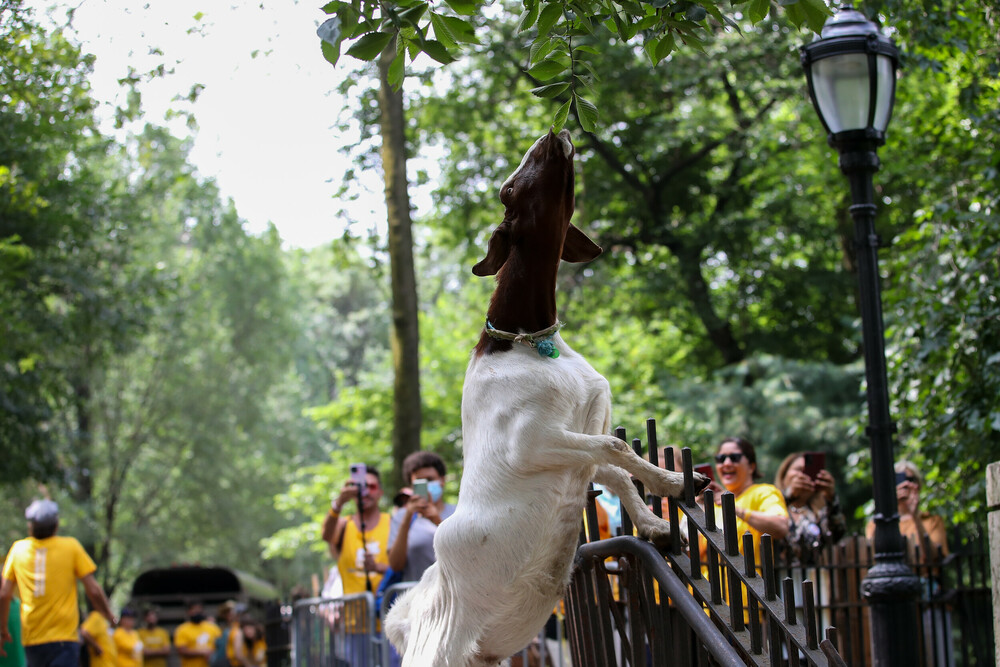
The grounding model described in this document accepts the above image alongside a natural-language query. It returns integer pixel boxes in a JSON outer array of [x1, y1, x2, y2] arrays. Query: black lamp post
[[801, 7, 921, 667]]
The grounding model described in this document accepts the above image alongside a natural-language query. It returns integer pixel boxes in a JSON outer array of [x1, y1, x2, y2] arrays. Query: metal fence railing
[[291, 583, 571, 666], [291, 593, 379, 667], [774, 531, 994, 666]]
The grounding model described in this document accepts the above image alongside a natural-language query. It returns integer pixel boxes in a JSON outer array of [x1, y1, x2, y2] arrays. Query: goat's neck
[[486, 255, 559, 334]]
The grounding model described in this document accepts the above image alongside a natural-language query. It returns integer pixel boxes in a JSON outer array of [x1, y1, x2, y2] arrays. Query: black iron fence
[[774, 531, 994, 666], [564, 420, 994, 667]]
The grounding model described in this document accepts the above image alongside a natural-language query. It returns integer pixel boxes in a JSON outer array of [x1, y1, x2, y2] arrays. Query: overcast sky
[[33, 0, 389, 249]]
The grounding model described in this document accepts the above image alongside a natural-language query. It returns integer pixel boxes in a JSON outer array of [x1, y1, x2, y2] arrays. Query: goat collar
[[485, 320, 563, 359]]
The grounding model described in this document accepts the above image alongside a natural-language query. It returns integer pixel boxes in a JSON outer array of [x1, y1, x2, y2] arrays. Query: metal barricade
[[379, 582, 416, 667], [292, 593, 378, 667]]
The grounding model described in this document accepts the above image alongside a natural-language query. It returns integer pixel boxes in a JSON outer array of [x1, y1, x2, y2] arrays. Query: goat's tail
[[388, 564, 486, 667]]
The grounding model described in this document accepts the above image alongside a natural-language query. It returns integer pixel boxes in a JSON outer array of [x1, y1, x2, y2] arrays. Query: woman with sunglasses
[[709, 438, 790, 556]]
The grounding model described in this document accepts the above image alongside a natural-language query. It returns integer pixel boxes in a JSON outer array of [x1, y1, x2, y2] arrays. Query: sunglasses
[[715, 452, 745, 464], [350, 482, 380, 491]]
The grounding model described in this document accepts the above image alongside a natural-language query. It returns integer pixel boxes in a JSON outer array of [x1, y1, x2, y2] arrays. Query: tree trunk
[[378, 46, 421, 489]]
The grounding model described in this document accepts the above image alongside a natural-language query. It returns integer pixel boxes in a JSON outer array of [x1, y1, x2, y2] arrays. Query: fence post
[[987, 461, 1000, 667]]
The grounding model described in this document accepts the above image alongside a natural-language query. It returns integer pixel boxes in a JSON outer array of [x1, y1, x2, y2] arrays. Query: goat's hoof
[[640, 523, 673, 549]]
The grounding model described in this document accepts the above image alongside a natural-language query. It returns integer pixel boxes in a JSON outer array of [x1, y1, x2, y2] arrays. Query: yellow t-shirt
[[336, 513, 391, 595], [2, 536, 96, 645], [250, 639, 266, 667], [82, 611, 117, 667], [720, 483, 790, 568], [114, 627, 143, 667], [225, 621, 243, 667], [138, 627, 170, 667], [173, 621, 221, 667], [708, 483, 789, 619]]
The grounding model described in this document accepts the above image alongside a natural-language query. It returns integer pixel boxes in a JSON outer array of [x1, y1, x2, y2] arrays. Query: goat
[[384, 129, 709, 666]]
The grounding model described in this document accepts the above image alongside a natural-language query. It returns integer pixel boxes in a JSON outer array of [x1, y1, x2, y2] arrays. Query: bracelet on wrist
[[329, 506, 341, 516]]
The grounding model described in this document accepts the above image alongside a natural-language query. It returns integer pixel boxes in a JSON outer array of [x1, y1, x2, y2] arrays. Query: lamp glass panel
[[873, 54, 895, 132], [812, 53, 870, 133]]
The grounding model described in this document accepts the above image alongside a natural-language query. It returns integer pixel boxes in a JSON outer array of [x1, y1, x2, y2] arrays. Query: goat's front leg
[[593, 464, 676, 545]]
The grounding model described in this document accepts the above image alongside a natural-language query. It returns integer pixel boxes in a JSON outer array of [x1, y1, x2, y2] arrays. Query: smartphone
[[694, 463, 715, 483], [802, 452, 825, 479], [412, 478, 429, 499], [895, 470, 907, 485], [350, 463, 368, 496]]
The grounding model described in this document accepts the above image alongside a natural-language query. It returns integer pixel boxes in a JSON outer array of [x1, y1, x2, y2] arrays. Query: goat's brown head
[[472, 129, 601, 278]]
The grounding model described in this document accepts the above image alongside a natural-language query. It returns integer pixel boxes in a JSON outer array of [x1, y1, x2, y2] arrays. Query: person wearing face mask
[[387, 451, 457, 583], [173, 603, 220, 667]]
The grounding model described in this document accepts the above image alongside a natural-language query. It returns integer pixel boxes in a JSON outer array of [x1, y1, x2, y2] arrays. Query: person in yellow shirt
[[322, 465, 391, 595], [0, 500, 116, 667], [112, 609, 142, 667], [236, 620, 264, 667], [699, 438, 789, 621], [173, 604, 220, 667], [136, 610, 169, 667], [80, 609, 117, 667], [320, 465, 390, 666]]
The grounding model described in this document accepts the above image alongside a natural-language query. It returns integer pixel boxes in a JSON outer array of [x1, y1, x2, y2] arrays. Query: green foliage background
[[1, 0, 996, 597]]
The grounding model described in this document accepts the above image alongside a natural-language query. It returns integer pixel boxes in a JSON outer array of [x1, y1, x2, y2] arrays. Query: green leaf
[[654, 31, 676, 62], [527, 57, 568, 81], [537, 3, 563, 36], [518, 2, 540, 33], [440, 15, 479, 44], [388, 48, 405, 88], [345, 31, 394, 61], [685, 4, 707, 21], [747, 0, 770, 24], [643, 36, 660, 64], [574, 93, 598, 132], [530, 37, 557, 64], [552, 99, 571, 131], [531, 82, 570, 98], [783, 0, 830, 33], [443, 0, 478, 15], [320, 39, 341, 67], [398, 2, 428, 27], [420, 39, 456, 64], [430, 12, 458, 50]]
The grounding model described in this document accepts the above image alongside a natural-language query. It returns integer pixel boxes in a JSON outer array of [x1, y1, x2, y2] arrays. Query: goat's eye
[[506, 187, 513, 196]]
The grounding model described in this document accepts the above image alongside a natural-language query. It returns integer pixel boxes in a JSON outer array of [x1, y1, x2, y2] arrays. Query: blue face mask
[[427, 480, 444, 503]]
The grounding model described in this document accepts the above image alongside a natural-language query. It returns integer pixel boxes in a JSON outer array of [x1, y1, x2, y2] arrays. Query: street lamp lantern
[[801, 7, 921, 667], [802, 7, 899, 146]]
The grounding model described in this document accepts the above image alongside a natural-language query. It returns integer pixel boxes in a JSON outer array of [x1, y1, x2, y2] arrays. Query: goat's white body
[[385, 333, 687, 666]]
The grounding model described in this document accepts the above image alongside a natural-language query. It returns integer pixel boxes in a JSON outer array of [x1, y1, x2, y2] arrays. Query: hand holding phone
[[412, 478, 429, 499], [350, 463, 368, 498], [802, 452, 825, 480]]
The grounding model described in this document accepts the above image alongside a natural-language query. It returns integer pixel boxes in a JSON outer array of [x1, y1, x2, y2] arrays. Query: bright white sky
[[32, 0, 389, 249]]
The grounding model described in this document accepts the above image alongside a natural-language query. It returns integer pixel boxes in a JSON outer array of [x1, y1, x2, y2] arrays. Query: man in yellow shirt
[[80, 609, 116, 667], [173, 603, 220, 667], [136, 610, 169, 667], [0, 500, 116, 667], [112, 609, 142, 667]]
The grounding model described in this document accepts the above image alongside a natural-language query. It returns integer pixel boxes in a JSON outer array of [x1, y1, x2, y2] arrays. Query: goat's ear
[[472, 224, 512, 276], [561, 224, 602, 263]]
